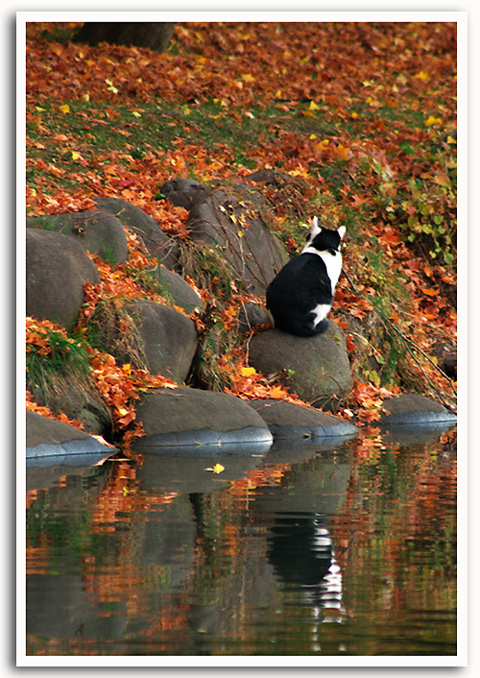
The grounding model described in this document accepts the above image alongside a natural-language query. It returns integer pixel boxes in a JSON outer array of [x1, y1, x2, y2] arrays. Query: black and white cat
[[266, 217, 346, 337]]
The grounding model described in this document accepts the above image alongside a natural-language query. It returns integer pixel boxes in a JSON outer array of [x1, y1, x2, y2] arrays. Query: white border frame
[[15, 8, 469, 671]]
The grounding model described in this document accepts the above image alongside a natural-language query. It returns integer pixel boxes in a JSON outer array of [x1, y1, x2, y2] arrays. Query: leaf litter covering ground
[[25, 21, 457, 456]]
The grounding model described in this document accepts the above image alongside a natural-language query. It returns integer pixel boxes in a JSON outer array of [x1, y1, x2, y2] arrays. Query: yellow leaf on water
[[205, 463, 225, 474]]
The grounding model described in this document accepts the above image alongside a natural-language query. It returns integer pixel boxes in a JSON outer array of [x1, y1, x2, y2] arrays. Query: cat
[[266, 217, 346, 337]]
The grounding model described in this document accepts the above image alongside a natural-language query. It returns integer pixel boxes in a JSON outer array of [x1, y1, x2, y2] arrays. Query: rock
[[247, 168, 314, 216], [122, 300, 198, 382], [27, 211, 128, 264], [154, 266, 204, 314], [26, 410, 115, 465], [380, 394, 457, 426], [187, 188, 287, 295], [161, 177, 213, 210], [93, 196, 179, 269], [132, 387, 273, 453], [27, 371, 113, 436], [26, 229, 100, 331], [236, 303, 271, 334], [247, 399, 358, 440], [248, 321, 352, 408]]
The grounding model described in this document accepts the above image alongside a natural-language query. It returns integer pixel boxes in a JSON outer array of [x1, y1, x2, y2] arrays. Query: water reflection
[[25, 429, 457, 657]]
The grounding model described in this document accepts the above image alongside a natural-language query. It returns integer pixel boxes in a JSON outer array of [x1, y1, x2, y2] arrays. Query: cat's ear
[[337, 226, 346, 240], [309, 216, 322, 239]]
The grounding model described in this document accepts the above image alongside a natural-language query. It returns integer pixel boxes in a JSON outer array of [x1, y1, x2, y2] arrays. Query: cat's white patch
[[301, 246, 343, 294], [311, 303, 331, 327]]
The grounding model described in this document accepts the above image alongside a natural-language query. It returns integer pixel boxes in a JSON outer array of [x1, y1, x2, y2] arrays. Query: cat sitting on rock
[[266, 217, 345, 337]]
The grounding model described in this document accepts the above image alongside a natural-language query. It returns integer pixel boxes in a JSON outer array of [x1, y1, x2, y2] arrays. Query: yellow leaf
[[425, 115, 442, 126], [70, 151, 81, 160], [242, 73, 255, 82], [315, 139, 330, 151], [446, 135, 457, 144], [414, 70, 430, 80], [351, 111, 358, 119], [241, 367, 256, 377], [205, 463, 225, 474], [81, 93, 90, 102], [275, 89, 282, 98], [309, 100, 319, 111], [309, 134, 317, 140], [132, 111, 141, 118], [59, 104, 70, 114]]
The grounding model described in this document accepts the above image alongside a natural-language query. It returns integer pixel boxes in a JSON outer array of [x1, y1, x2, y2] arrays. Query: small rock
[[154, 266, 204, 314], [26, 229, 100, 331], [93, 196, 179, 269], [247, 399, 358, 440], [236, 303, 271, 334], [249, 321, 352, 408], [380, 394, 457, 426], [123, 300, 198, 382], [132, 387, 273, 452], [161, 177, 213, 210]]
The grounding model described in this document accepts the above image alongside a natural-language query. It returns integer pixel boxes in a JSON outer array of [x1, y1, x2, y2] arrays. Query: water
[[25, 427, 457, 658]]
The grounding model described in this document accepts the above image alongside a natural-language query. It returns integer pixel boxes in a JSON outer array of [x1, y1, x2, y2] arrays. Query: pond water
[[24, 427, 457, 660]]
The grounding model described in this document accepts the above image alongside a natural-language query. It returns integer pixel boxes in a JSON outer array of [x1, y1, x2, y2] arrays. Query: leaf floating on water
[[205, 464, 225, 474]]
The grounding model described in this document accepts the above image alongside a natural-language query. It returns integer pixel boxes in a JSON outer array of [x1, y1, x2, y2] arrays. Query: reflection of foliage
[[331, 430, 457, 635]]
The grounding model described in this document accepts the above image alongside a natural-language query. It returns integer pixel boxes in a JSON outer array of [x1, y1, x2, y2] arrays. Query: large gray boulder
[[248, 321, 352, 408], [122, 300, 198, 382], [26, 410, 115, 465], [27, 211, 129, 264], [132, 387, 273, 453], [186, 188, 287, 296], [26, 229, 100, 331], [247, 399, 358, 440], [93, 196, 179, 269]]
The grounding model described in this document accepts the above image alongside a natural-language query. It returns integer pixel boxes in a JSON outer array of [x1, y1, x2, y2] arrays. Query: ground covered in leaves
[[25, 21, 457, 452]]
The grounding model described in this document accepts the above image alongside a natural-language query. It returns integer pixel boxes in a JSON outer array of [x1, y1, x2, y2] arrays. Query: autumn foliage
[[25, 21, 457, 447]]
